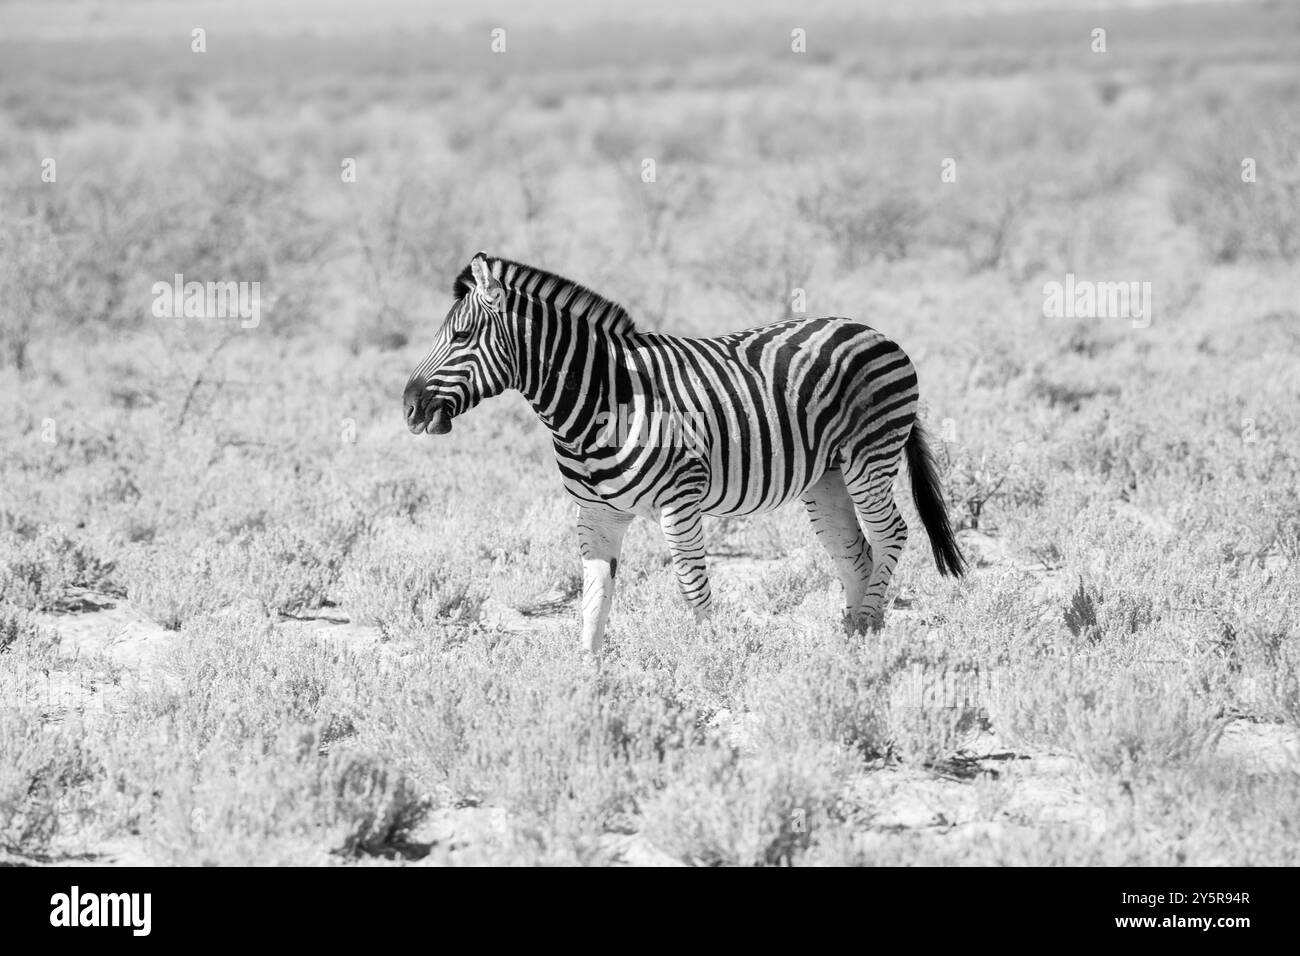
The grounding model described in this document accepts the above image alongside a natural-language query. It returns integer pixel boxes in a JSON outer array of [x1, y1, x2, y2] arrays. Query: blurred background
[[3, 0, 1297, 352]]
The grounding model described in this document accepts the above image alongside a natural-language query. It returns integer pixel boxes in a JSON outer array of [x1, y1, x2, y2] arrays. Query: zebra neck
[[510, 309, 623, 449]]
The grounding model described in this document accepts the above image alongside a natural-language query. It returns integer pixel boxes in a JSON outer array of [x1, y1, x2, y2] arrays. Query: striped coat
[[404, 254, 965, 651]]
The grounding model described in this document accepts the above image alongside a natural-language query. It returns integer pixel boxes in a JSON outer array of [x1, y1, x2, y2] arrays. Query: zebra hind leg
[[800, 469, 874, 635], [841, 452, 909, 632], [576, 505, 634, 654]]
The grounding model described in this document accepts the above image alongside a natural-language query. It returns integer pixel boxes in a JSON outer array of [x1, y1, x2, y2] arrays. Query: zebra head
[[403, 252, 514, 436]]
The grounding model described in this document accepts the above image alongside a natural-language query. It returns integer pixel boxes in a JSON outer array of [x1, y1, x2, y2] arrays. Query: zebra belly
[[697, 405, 838, 517]]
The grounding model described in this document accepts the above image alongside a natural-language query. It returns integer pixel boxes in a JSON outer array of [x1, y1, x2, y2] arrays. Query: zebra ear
[[469, 252, 492, 291]]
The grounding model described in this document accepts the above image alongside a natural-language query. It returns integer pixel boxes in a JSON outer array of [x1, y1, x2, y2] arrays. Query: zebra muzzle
[[424, 404, 453, 435]]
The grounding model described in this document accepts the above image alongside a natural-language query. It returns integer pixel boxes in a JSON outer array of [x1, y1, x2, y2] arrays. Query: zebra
[[403, 252, 966, 652]]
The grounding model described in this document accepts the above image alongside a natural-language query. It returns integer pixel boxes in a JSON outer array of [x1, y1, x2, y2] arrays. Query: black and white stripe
[[404, 253, 965, 651]]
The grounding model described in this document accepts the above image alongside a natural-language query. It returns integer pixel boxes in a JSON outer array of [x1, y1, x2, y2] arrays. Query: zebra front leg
[[577, 506, 634, 654], [659, 503, 713, 622]]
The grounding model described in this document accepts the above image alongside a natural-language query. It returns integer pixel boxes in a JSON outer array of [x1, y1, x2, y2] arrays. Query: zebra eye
[[450, 325, 473, 343]]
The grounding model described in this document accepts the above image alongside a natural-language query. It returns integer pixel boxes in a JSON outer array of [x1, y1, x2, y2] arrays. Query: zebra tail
[[904, 419, 967, 578]]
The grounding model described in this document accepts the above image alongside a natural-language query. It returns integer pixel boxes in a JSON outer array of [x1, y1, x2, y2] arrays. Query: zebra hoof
[[842, 610, 884, 636]]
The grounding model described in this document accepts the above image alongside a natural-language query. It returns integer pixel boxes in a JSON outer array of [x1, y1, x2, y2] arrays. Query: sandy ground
[[21, 533, 1298, 866]]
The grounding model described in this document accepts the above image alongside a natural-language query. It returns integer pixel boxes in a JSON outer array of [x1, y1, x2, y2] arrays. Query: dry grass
[[2, 0, 1299, 865]]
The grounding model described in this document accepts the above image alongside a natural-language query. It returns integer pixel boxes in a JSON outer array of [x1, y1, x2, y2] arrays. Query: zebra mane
[[453, 257, 637, 336]]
